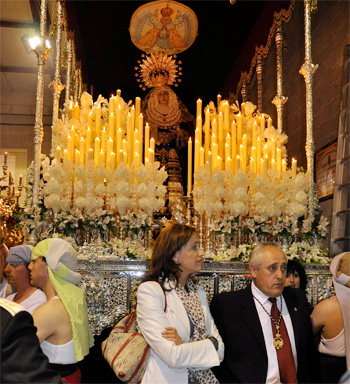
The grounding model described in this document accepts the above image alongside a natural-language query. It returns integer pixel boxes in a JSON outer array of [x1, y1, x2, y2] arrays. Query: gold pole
[[256, 55, 264, 112], [32, 0, 52, 215], [300, 0, 318, 218], [272, 22, 288, 133], [49, 0, 66, 151], [65, 31, 74, 107]]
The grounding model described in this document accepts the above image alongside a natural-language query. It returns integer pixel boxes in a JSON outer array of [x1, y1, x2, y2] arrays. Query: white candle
[[196, 99, 202, 122], [74, 102, 80, 120], [188, 138, 192, 196], [204, 109, 210, 162], [292, 158, 297, 180], [144, 123, 150, 164], [95, 104, 102, 137]]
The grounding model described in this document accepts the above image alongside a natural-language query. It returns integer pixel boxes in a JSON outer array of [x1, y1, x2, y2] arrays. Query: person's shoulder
[[313, 296, 339, 313], [31, 288, 47, 300], [0, 298, 26, 316]]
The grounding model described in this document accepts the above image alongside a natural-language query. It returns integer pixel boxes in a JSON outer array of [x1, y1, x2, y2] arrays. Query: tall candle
[[251, 146, 257, 172], [74, 149, 80, 165], [95, 104, 102, 137], [250, 157, 255, 173], [235, 155, 241, 173], [195, 139, 200, 172], [204, 109, 210, 162], [74, 102, 80, 120], [196, 99, 202, 121], [208, 151, 212, 173], [263, 156, 268, 179], [101, 127, 107, 153], [218, 112, 224, 159], [99, 149, 105, 167], [19, 175, 22, 186], [135, 97, 141, 122], [67, 135, 73, 162], [199, 147, 204, 167], [116, 105, 122, 130], [239, 145, 244, 170], [256, 137, 261, 173], [212, 118, 218, 137], [4, 151, 7, 165], [127, 113, 133, 167], [267, 117, 272, 128], [122, 139, 128, 160], [63, 149, 69, 163], [138, 113, 144, 160], [217, 94, 221, 110], [68, 100, 73, 120], [187, 138, 192, 196], [292, 158, 297, 180], [196, 116, 202, 144], [119, 149, 124, 164], [277, 148, 282, 178], [252, 121, 257, 149], [116, 128, 122, 166], [271, 158, 276, 171], [212, 143, 218, 168], [242, 134, 247, 172], [144, 123, 150, 164], [134, 152, 140, 168], [150, 137, 155, 153], [110, 151, 116, 170], [231, 120, 237, 162], [109, 95, 115, 114], [109, 112, 115, 142], [225, 143, 230, 165], [135, 140, 141, 158], [94, 137, 100, 166], [87, 148, 93, 162], [226, 156, 232, 172], [79, 137, 85, 164], [223, 102, 230, 137], [236, 113, 242, 146], [263, 144, 268, 159], [260, 114, 265, 132], [217, 156, 222, 170], [106, 137, 114, 168], [55, 146, 61, 162]]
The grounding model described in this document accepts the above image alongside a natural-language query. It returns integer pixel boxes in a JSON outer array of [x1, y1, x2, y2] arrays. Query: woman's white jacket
[[136, 280, 224, 383]]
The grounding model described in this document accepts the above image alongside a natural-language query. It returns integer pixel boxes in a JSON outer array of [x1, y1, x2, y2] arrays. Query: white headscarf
[[330, 252, 350, 369]]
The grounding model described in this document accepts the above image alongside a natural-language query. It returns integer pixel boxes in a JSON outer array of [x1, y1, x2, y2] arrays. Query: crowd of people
[[1, 225, 349, 384]]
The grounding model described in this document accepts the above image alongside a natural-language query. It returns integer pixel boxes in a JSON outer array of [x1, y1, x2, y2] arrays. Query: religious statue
[[142, 85, 194, 196]]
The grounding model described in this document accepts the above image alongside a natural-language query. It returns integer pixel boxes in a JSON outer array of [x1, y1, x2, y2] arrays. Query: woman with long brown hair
[[136, 223, 224, 383]]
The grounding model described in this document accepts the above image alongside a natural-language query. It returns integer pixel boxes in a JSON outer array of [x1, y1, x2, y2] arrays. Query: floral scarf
[[176, 279, 219, 384]]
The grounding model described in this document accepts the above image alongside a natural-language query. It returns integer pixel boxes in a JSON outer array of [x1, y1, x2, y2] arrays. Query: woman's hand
[[161, 327, 183, 345]]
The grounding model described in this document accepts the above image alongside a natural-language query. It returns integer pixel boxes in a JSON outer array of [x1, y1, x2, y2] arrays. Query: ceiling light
[[21, 35, 50, 54]]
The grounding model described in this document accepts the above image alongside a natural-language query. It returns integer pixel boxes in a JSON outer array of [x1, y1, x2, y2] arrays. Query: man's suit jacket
[[210, 285, 319, 383]]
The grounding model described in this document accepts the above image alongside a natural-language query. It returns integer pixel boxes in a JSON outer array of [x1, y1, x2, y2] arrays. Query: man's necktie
[[269, 298, 297, 384]]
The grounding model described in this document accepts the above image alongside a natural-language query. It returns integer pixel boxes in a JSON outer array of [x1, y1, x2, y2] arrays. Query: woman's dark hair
[[145, 223, 196, 290], [287, 259, 307, 291]]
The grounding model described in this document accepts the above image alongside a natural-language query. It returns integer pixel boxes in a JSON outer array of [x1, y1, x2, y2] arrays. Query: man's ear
[[250, 264, 257, 279]]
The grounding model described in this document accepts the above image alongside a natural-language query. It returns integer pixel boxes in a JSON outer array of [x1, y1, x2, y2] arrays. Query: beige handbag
[[102, 286, 167, 383]]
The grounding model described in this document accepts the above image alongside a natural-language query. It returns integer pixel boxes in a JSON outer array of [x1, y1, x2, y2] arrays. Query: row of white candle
[[187, 98, 297, 195], [62, 91, 156, 168]]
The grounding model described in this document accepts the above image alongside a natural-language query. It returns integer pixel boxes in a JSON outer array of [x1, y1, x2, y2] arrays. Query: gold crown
[[135, 53, 182, 90], [160, 5, 174, 17]]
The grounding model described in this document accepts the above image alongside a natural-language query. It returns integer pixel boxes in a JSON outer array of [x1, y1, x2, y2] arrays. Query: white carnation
[[295, 191, 307, 204], [136, 183, 148, 197], [75, 196, 87, 209]]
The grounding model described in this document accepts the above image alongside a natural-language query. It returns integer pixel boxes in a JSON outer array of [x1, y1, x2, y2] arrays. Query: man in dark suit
[[210, 242, 319, 383], [1, 298, 63, 383]]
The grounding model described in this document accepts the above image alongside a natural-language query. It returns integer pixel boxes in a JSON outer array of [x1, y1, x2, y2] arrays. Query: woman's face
[[158, 90, 169, 106], [284, 270, 301, 289], [173, 233, 203, 283]]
